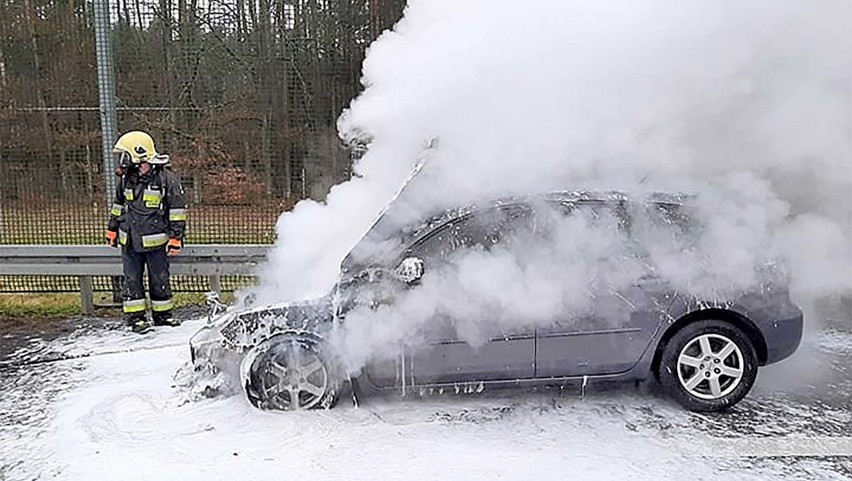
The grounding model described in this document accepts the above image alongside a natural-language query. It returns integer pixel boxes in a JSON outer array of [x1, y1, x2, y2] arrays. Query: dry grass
[[0, 291, 236, 320], [0, 293, 84, 318]]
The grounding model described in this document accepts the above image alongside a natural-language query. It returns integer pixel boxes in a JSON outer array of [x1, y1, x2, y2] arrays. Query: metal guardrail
[[0, 245, 268, 314]]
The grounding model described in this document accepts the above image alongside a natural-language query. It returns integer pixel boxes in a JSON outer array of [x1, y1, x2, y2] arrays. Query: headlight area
[[190, 320, 231, 364], [188, 313, 245, 381], [187, 320, 246, 398], [190, 336, 226, 365]]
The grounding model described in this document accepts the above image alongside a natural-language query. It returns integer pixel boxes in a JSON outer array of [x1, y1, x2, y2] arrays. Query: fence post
[[79, 275, 95, 315], [93, 0, 121, 304], [93, 0, 117, 206]]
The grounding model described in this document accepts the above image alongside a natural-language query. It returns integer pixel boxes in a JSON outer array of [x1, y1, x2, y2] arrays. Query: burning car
[[190, 190, 803, 412]]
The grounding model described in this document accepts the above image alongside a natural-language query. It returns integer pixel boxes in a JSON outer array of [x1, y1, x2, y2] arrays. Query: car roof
[[406, 190, 692, 237]]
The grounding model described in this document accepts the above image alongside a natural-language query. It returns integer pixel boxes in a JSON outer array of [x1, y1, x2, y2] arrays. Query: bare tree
[[22, 0, 53, 162], [0, 0, 406, 235]]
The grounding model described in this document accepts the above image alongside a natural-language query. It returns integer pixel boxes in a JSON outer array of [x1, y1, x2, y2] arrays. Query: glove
[[166, 238, 183, 256], [106, 230, 118, 248]]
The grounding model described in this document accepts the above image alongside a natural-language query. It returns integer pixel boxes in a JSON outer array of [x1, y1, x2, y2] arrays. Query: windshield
[[339, 200, 472, 276]]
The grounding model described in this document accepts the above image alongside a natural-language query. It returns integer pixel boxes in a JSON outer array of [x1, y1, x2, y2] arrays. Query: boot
[[153, 312, 181, 327], [127, 315, 153, 334]]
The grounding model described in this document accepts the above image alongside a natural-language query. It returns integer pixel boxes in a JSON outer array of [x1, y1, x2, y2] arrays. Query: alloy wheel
[[258, 343, 330, 410], [676, 333, 744, 400]]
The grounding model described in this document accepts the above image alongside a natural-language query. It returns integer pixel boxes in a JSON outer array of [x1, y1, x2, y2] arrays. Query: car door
[[404, 204, 537, 385], [535, 200, 666, 378]]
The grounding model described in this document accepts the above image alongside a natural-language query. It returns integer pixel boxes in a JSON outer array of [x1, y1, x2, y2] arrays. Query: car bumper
[[188, 323, 246, 395], [756, 307, 804, 365]]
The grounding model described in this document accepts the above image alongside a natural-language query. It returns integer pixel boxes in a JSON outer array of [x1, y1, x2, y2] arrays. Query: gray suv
[[190, 191, 803, 412]]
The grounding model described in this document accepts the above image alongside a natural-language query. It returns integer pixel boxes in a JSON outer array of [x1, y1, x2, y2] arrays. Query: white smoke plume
[[248, 0, 851, 370]]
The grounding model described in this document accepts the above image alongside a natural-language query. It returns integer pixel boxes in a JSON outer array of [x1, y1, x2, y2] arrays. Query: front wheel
[[658, 320, 758, 412], [243, 334, 341, 411]]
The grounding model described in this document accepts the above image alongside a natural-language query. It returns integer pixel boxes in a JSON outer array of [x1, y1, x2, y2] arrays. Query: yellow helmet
[[113, 131, 168, 165]]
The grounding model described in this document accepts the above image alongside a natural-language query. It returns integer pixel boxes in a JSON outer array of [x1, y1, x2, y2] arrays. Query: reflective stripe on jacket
[[107, 167, 187, 253]]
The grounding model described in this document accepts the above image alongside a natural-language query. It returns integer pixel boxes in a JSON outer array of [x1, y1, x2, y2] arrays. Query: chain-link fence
[[0, 274, 253, 294], [0, 0, 405, 292]]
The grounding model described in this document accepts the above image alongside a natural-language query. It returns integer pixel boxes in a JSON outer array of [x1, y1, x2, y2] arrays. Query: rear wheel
[[244, 334, 341, 411], [658, 320, 758, 412]]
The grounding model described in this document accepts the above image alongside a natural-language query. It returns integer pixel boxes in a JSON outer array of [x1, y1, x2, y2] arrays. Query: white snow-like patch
[[815, 328, 852, 355], [1, 321, 847, 480]]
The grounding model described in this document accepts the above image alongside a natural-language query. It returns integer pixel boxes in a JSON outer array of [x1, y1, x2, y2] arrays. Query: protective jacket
[[108, 166, 187, 252]]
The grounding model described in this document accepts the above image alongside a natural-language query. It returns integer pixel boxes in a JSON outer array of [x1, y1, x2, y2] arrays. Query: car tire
[[658, 319, 758, 412], [243, 333, 342, 411]]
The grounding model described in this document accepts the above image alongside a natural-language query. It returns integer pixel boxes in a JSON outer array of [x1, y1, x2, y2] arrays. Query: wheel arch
[[251, 329, 326, 349], [651, 308, 768, 378]]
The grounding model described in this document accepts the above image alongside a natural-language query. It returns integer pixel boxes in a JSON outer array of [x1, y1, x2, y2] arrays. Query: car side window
[[405, 204, 534, 262], [540, 199, 640, 261], [646, 203, 693, 237], [552, 200, 630, 233], [628, 202, 698, 258]]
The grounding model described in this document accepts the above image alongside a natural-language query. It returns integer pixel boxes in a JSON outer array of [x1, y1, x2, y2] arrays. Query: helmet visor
[[115, 151, 136, 166]]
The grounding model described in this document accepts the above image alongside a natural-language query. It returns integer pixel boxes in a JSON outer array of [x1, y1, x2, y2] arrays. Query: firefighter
[[105, 131, 187, 333]]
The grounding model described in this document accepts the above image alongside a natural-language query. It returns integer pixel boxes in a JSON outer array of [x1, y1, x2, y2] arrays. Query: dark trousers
[[122, 246, 173, 323]]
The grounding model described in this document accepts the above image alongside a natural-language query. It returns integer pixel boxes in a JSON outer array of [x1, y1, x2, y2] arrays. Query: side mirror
[[395, 257, 425, 284]]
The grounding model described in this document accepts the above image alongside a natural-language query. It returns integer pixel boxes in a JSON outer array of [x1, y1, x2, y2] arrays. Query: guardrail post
[[209, 274, 222, 295], [79, 276, 95, 315], [111, 276, 123, 303]]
